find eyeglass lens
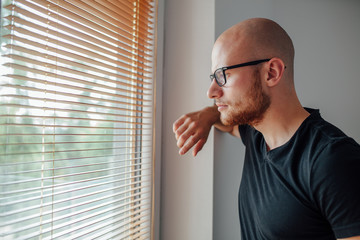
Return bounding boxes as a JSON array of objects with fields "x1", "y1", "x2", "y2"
[{"x1": 215, "y1": 69, "x2": 225, "y2": 86}]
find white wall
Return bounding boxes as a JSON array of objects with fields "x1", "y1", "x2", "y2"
[
  {"x1": 160, "y1": 0, "x2": 215, "y2": 239},
  {"x1": 213, "y1": 0, "x2": 360, "y2": 239}
]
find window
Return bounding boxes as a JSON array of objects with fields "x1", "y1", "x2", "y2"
[{"x1": 0, "y1": 0, "x2": 156, "y2": 239}]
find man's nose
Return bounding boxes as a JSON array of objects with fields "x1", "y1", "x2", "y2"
[{"x1": 207, "y1": 80, "x2": 223, "y2": 99}]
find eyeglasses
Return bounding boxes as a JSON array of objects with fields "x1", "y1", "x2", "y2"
[{"x1": 209, "y1": 59, "x2": 271, "y2": 87}]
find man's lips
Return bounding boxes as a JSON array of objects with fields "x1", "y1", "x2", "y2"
[{"x1": 216, "y1": 103, "x2": 228, "y2": 111}]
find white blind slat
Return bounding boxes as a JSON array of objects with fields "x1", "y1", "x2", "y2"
[
  {"x1": 5, "y1": 44, "x2": 152, "y2": 88},
  {"x1": 3, "y1": 170, "x2": 152, "y2": 196},
  {"x1": 4, "y1": 53, "x2": 151, "y2": 92},
  {"x1": 1, "y1": 82, "x2": 152, "y2": 106},
  {"x1": 4, "y1": 157, "x2": 152, "y2": 176},
  {"x1": 1, "y1": 95, "x2": 153, "y2": 113},
  {"x1": 66, "y1": 212, "x2": 151, "y2": 240},
  {"x1": 2, "y1": 184, "x2": 151, "y2": 227},
  {"x1": 3, "y1": 164, "x2": 152, "y2": 186},
  {"x1": 3, "y1": 179, "x2": 151, "y2": 215},
  {"x1": 6, "y1": 196, "x2": 151, "y2": 238}
]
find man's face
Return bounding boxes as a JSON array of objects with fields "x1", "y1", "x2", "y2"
[
  {"x1": 208, "y1": 35, "x2": 272, "y2": 126},
  {"x1": 217, "y1": 69, "x2": 271, "y2": 126},
  {"x1": 208, "y1": 49, "x2": 271, "y2": 126}
]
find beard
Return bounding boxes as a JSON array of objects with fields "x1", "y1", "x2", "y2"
[{"x1": 220, "y1": 70, "x2": 271, "y2": 126}]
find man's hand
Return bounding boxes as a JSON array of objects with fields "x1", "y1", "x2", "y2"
[{"x1": 173, "y1": 106, "x2": 220, "y2": 156}]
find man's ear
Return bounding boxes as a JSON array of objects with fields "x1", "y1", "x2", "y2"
[{"x1": 265, "y1": 58, "x2": 286, "y2": 87}]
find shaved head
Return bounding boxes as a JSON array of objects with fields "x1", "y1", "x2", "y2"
[{"x1": 212, "y1": 18, "x2": 294, "y2": 76}]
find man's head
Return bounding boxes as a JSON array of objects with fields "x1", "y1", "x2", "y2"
[{"x1": 207, "y1": 18, "x2": 295, "y2": 126}]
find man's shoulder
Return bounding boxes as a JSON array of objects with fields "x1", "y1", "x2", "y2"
[
  {"x1": 300, "y1": 108, "x2": 355, "y2": 142},
  {"x1": 300, "y1": 111, "x2": 360, "y2": 168},
  {"x1": 303, "y1": 110, "x2": 359, "y2": 149}
]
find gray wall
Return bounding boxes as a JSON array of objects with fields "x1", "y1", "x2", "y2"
[{"x1": 213, "y1": 0, "x2": 360, "y2": 239}]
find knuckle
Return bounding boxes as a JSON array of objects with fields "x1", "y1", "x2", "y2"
[
  {"x1": 182, "y1": 114, "x2": 189, "y2": 120},
  {"x1": 177, "y1": 140, "x2": 184, "y2": 148},
  {"x1": 175, "y1": 129, "x2": 182, "y2": 136},
  {"x1": 189, "y1": 135, "x2": 199, "y2": 145},
  {"x1": 196, "y1": 128, "x2": 204, "y2": 135},
  {"x1": 190, "y1": 121, "x2": 199, "y2": 128},
  {"x1": 184, "y1": 114, "x2": 194, "y2": 122},
  {"x1": 177, "y1": 136, "x2": 185, "y2": 147},
  {"x1": 174, "y1": 130, "x2": 179, "y2": 138},
  {"x1": 195, "y1": 128, "x2": 206, "y2": 138}
]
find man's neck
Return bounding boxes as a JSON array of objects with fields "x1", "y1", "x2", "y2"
[{"x1": 253, "y1": 104, "x2": 310, "y2": 151}]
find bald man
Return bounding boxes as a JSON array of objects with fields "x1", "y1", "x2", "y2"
[{"x1": 173, "y1": 18, "x2": 360, "y2": 239}]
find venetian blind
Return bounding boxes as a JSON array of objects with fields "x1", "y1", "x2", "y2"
[{"x1": 0, "y1": 0, "x2": 155, "y2": 239}]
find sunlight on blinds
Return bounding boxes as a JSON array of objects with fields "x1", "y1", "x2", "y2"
[{"x1": 0, "y1": 0, "x2": 156, "y2": 239}]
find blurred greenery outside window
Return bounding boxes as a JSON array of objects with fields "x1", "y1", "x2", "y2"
[{"x1": 0, "y1": 0, "x2": 156, "y2": 239}]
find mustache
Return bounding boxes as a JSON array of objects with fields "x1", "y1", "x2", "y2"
[{"x1": 215, "y1": 102, "x2": 228, "y2": 105}]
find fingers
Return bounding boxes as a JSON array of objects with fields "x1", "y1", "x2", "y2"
[
  {"x1": 174, "y1": 120, "x2": 191, "y2": 142},
  {"x1": 179, "y1": 133, "x2": 203, "y2": 156},
  {"x1": 173, "y1": 115, "x2": 186, "y2": 134},
  {"x1": 172, "y1": 109, "x2": 213, "y2": 156},
  {"x1": 176, "y1": 120, "x2": 197, "y2": 148},
  {"x1": 172, "y1": 115, "x2": 195, "y2": 155}
]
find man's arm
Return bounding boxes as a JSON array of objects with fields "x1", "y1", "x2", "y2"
[{"x1": 173, "y1": 105, "x2": 240, "y2": 156}]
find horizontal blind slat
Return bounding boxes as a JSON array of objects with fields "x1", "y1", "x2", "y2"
[
  {"x1": 51, "y1": 0, "x2": 154, "y2": 41},
  {"x1": 2, "y1": 60, "x2": 150, "y2": 97},
  {"x1": 5, "y1": 45, "x2": 152, "y2": 88},
  {"x1": 0, "y1": 95, "x2": 152, "y2": 113},
  {"x1": 67, "y1": 0, "x2": 153, "y2": 37},
  {"x1": 2, "y1": 183, "x2": 150, "y2": 223},
  {"x1": 0, "y1": 114, "x2": 151, "y2": 126},
  {"x1": 62, "y1": 211, "x2": 151, "y2": 240},
  {"x1": 42, "y1": 207, "x2": 151, "y2": 240},
  {"x1": 8, "y1": 0, "x2": 153, "y2": 46},
  {"x1": 3, "y1": 34, "x2": 152, "y2": 83},
  {"x1": 4, "y1": 195, "x2": 151, "y2": 238},
  {"x1": 39, "y1": 0, "x2": 154, "y2": 46},
  {"x1": 1, "y1": 122, "x2": 151, "y2": 129},
  {"x1": 4, "y1": 6, "x2": 152, "y2": 62},
  {"x1": 2, "y1": 29, "x2": 152, "y2": 80},
  {"x1": 4, "y1": 157, "x2": 152, "y2": 176},
  {"x1": 2, "y1": 165, "x2": 152, "y2": 186},
  {"x1": 2, "y1": 170, "x2": 151, "y2": 196},
  {"x1": 1, "y1": 148, "x2": 152, "y2": 168},
  {"x1": 2, "y1": 81, "x2": 151, "y2": 104},
  {"x1": 93, "y1": 0, "x2": 154, "y2": 29},
  {"x1": 2, "y1": 177, "x2": 151, "y2": 214},
  {"x1": 108, "y1": 0, "x2": 154, "y2": 19},
  {"x1": 0, "y1": 104, "x2": 151, "y2": 119}
]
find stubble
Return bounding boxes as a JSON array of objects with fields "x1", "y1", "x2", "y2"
[{"x1": 220, "y1": 70, "x2": 271, "y2": 126}]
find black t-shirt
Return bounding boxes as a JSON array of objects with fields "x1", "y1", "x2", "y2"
[{"x1": 238, "y1": 108, "x2": 360, "y2": 239}]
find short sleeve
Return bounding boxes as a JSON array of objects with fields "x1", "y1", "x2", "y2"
[{"x1": 310, "y1": 138, "x2": 360, "y2": 238}]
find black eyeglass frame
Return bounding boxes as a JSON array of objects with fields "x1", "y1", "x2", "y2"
[{"x1": 210, "y1": 58, "x2": 271, "y2": 87}]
